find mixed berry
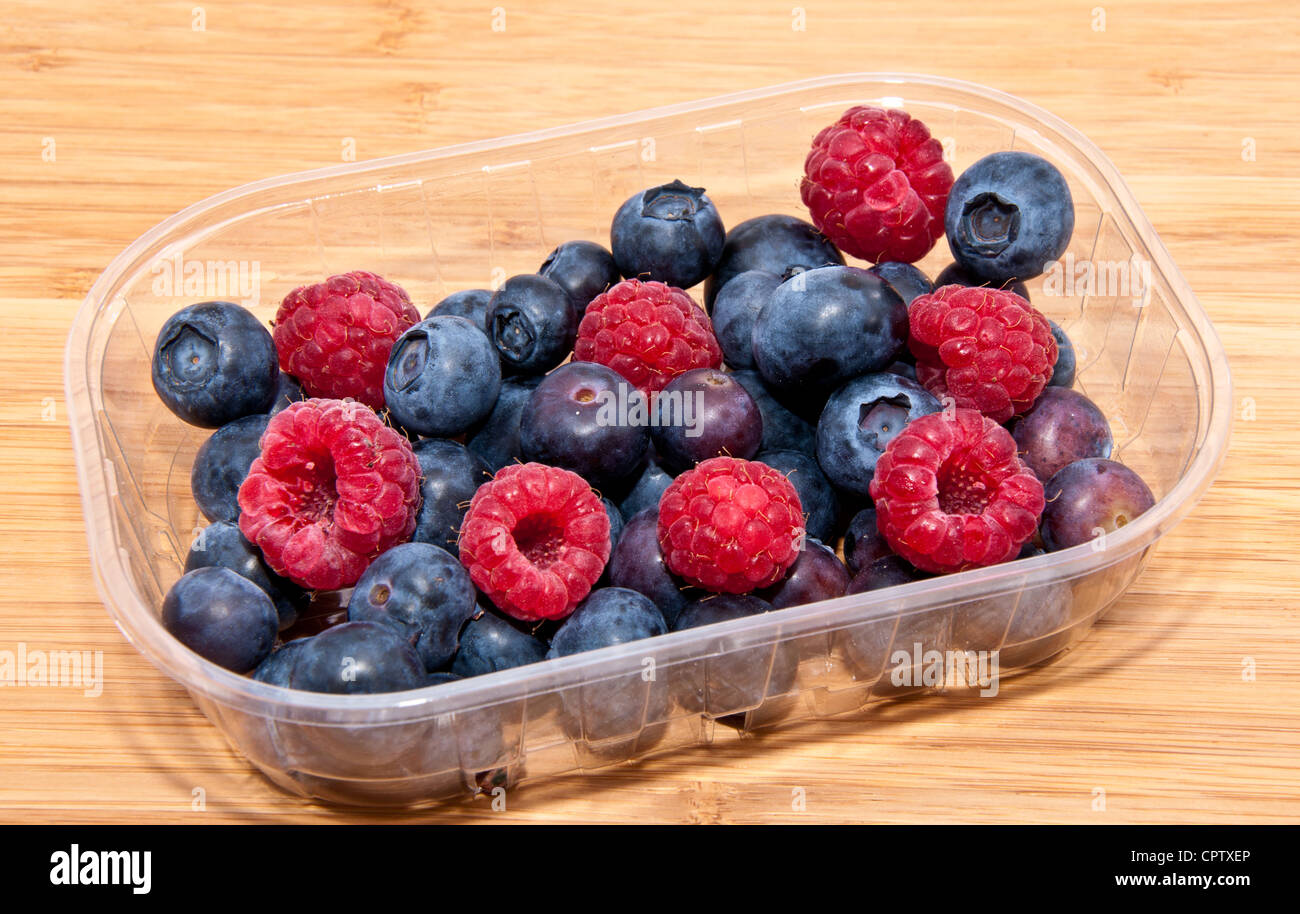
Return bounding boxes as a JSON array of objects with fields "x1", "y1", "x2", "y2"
[{"x1": 152, "y1": 104, "x2": 1156, "y2": 713}]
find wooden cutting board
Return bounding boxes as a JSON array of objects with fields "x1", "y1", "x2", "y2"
[{"x1": 1, "y1": 0, "x2": 1297, "y2": 823}]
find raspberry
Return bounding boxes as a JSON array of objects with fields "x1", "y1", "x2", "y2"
[
  {"x1": 458, "y1": 463, "x2": 611, "y2": 622},
  {"x1": 800, "y1": 106, "x2": 954, "y2": 264},
  {"x1": 237, "y1": 398, "x2": 421, "y2": 590},
  {"x1": 657, "y1": 456, "x2": 804, "y2": 594},
  {"x1": 573, "y1": 279, "x2": 722, "y2": 395},
  {"x1": 909, "y1": 284, "x2": 1058, "y2": 423},
  {"x1": 869, "y1": 409, "x2": 1044, "y2": 574},
  {"x1": 273, "y1": 271, "x2": 420, "y2": 410}
]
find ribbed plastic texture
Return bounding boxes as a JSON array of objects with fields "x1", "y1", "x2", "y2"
[{"x1": 65, "y1": 74, "x2": 1230, "y2": 806}]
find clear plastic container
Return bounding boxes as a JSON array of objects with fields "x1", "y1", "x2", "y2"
[{"x1": 65, "y1": 73, "x2": 1231, "y2": 806}]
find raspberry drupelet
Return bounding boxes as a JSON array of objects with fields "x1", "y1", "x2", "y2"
[
  {"x1": 573, "y1": 279, "x2": 722, "y2": 395},
  {"x1": 908, "y1": 284, "x2": 1058, "y2": 424},
  {"x1": 237, "y1": 398, "x2": 421, "y2": 591},
  {"x1": 869, "y1": 409, "x2": 1044, "y2": 574},
  {"x1": 457, "y1": 463, "x2": 611, "y2": 622},
  {"x1": 657, "y1": 456, "x2": 805, "y2": 594},
  {"x1": 273, "y1": 271, "x2": 420, "y2": 410}
]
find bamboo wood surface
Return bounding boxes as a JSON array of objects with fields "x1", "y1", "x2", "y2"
[{"x1": 1, "y1": 0, "x2": 1298, "y2": 823}]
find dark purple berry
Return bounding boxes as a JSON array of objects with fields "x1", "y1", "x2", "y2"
[
  {"x1": 519, "y1": 361, "x2": 650, "y2": 488},
  {"x1": 1040, "y1": 458, "x2": 1155, "y2": 552},
  {"x1": 760, "y1": 539, "x2": 849, "y2": 609},
  {"x1": 651, "y1": 367, "x2": 761, "y2": 473},
  {"x1": 1010, "y1": 387, "x2": 1113, "y2": 482}
]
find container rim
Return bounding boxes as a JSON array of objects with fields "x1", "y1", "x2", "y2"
[{"x1": 64, "y1": 72, "x2": 1232, "y2": 722}]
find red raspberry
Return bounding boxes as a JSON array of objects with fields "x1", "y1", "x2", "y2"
[
  {"x1": 273, "y1": 271, "x2": 420, "y2": 410},
  {"x1": 869, "y1": 409, "x2": 1044, "y2": 574},
  {"x1": 800, "y1": 106, "x2": 953, "y2": 264},
  {"x1": 657, "y1": 456, "x2": 804, "y2": 594},
  {"x1": 458, "y1": 463, "x2": 610, "y2": 622},
  {"x1": 238, "y1": 398, "x2": 421, "y2": 590},
  {"x1": 909, "y1": 284, "x2": 1058, "y2": 423},
  {"x1": 574, "y1": 279, "x2": 722, "y2": 395}
]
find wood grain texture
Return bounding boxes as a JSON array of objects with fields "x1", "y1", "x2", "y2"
[{"x1": 1, "y1": 0, "x2": 1298, "y2": 823}]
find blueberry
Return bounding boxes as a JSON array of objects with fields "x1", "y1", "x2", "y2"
[
  {"x1": 815, "y1": 372, "x2": 943, "y2": 499},
  {"x1": 519, "y1": 361, "x2": 649, "y2": 488},
  {"x1": 755, "y1": 448, "x2": 837, "y2": 543},
  {"x1": 607, "y1": 509, "x2": 698, "y2": 627},
  {"x1": 466, "y1": 375, "x2": 543, "y2": 472},
  {"x1": 884, "y1": 360, "x2": 918, "y2": 381},
  {"x1": 848, "y1": 556, "x2": 920, "y2": 593},
  {"x1": 704, "y1": 214, "x2": 843, "y2": 309},
  {"x1": 951, "y1": 582, "x2": 1073, "y2": 657},
  {"x1": 760, "y1": 538, "x2": 849, "y2": 609},
  {"x1": 452, "y1": 610, "x2": 549, "y2": 677},
  {"x1": 410, "y1": 438, "x2": 491, "y2": 555},
  {"x1": 1010, "y1": 387, "x2": 1113, "y2": 482},
  {"x1": 944, "y1": 151, "x2": 1075, "y2": 285},
  {"x1": 729, "y1": 370, "x2": 816, "y2": 458},
  {"x1": 151, "y1": 301, "x2": 278, "y2": 428},
  {"x1": 429, "y1": 288, "x2": 493, "y2": 332},
  {"x1": 617, "y1": 461, "x2": 675, "y2": 519},
  {"x1": 190, "y1": 413, "x2": 268, "y2": 523},
  {"x1": 1040, "y1": 458, "x2": 1155, "y2": 552},
  {"x1": 539, "y1": 240, "x2": 621, "y2": 315},
  {"x1": 752, "y1": 266, "x2": 909, "y2": 404},
  {"x1": 267, "y1": 372, "x2": 304, "y2": 416},
  {"x1": 838, "y1": 605, "x2": 948, "y2": 690},
  {"x1": 651, "y1": 368, "x2": 761, "y2": 473},
  {"x1": 602, "y1": 497, "x2": 626, "y2": 551},
  {"x1": 252, "y1": 638, "x2": 309, "y2": 687},
  {"x1": 289, "y1": 621, "x2": 426, "y2": 694},
  {"x1": 185, "y1": 519, "x2": 301, "y2": 630},
  {"x1": 548, "y1": 587, "x2": 670, "y2": 745},
  {"x1": 488, "y1": 274, "x2": 577, "y2": 374},
  {"x1": 711, "y1": 270, "x2": 781, "y2": 369},
  {"x1": 426, "y1": 672, "x2": 462, "y2": 686},
  {"x1": 672, "y1": 593, "x2": 795, "y2": 716},
  {"x1": 611, "y1": 179, "x2": 725, "y2": 290},
  {"x1": 842, "y1": 507, "x2": 892, "y2": 574},
  {"x1": 548, "y1": 587, "x2": 667, "y2": 657},
  {"x1": 867, "y1": 261, "x2": 933, "y2": 307},
  {"x1": 384, "y1": 315, "x2": 502, "y2": 437},
  {"x1": 161, "y1": 566, "x2": 278, "y2": 672},
  {"x1": 347, "y1": 543, "x2": 478, "y2": 671},
  {"x1": 1048, "y1": 319, "x2": 1076, "y2": 387},
  {"x1": 934, "y1": 262, "x2": 1031, "y2": 300}
]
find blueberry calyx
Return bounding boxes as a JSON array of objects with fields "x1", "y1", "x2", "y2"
[
  {"x1": 641, "y1": 179, "x2": 707, "y2": 221},
  {"x1": 858, "y1": 395, "x2": 912, "y2": 449},
  {"x1": 388, "y1": 332, "x2": 429, "y2": 391},
  {"x1": 959, "y1": 192, "x2": 1020, "y2": 256},
  {"x1": 158, "y1": 323, "x2": 219, "y2": 390},
  {"x1": 492, "y1": 305, "x2": 537, "y2": 361}
]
